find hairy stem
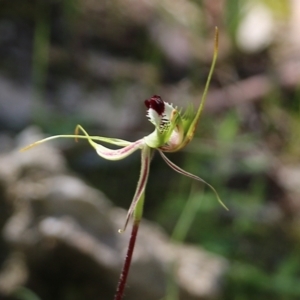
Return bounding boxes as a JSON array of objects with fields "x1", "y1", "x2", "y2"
[
  {"x1": 114, "y1": 193, "x2": 145, "y2": 300},
  {"x1": 114, "y1": 222, "x2": 139, "y2": 300}
]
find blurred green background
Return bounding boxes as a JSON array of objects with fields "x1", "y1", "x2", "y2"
[{"x1": 1, "y1": 0, "x2": 300, "y2": 299}]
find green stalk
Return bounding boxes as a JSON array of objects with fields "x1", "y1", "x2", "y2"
[
  {"x1": 171, "y1": 185, "x2": 203, "y2": 243},
  {"x1": 32, "y1": 0, "x2": 50, "y2": 112},
  {"x1": 164, "y1": 185, "x2": 203, "y2": 300}
]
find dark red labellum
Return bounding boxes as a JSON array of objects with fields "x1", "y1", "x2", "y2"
[{"x1": 144, "y1": 95, "x2": 165, "y2": 116}]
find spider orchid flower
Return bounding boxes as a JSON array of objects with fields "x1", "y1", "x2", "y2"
[
  {"x1": 21, "y1": 28, "x2": 227, "y2": 300},
  {"x1": 21, "y1": 28, "x2": 227, "y2": 234}
]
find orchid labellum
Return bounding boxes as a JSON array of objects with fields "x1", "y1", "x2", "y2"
[{"x1": 21, "y1": 28, "x2": 227, "y2": 300}]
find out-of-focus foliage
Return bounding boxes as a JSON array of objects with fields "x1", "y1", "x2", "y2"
[{"x1": 1, "y1": 0, "x2": 300, "y2": 299}]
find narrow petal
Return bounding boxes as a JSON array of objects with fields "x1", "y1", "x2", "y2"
[
  {"x1": 20, "y1": 125, "x2": 132, "y2": 152},
  {"x1": 119, "y1": 145, "x2": 152, "y2": 232},
  {"x1": 74, "y1": 125, "x2": 144, "y2": 161},
  {"x1": 158, "y1": 150, "x2": 228, "y2": 210},
  {"x1": 74, "y1": 125, "x2": 132, "y2": 146},
  {"x1": 91, "y1": 139, "x2": 144, "y2": 161}
]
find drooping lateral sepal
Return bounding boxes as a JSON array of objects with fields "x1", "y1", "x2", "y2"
[
  {"x1": 20, "y1": 125, "x2": 134, "y2": 152},
  {"x1": 119, "y1": 145, "x2": 152, "y2": 233},
  {"x1": 75, "y1": 125, "x2": 144, "y2": 161},
  {"x1": 158, "y1": 150, "x2": 228, "y2": 210}
]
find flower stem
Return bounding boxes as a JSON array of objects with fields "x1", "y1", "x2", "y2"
[{"x1": 114, "y1": 192, "x2": 145, "y2": 300}]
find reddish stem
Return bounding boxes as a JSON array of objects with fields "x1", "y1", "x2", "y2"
[{"x1": 114, "y1": 220, "x2": 140, "y2": 300}]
